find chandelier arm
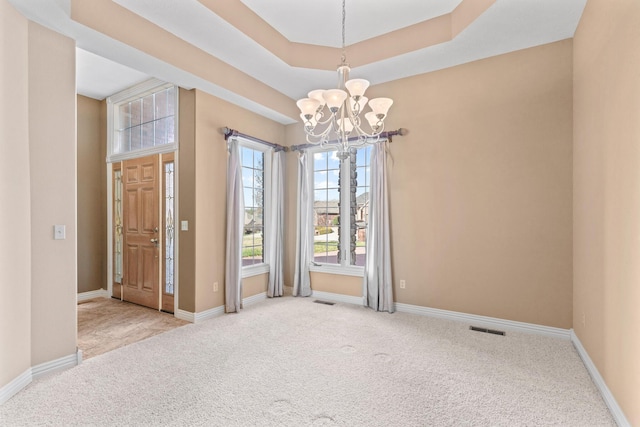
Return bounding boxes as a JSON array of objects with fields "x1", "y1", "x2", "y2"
[
  {"x1": 315, "y1": 114, "x2": 333, "y2": 126},
  {"x1": 303, "y1": 116, "x2": 335, "y2": 145}
]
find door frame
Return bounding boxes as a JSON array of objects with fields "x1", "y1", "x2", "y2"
[{"x1": 107, "y1": 150, "x2": 180, "y2": 314}]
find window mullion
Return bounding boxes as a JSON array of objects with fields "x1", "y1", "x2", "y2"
[{"x1": 340, "y1": 155, "x2": 350, "y2": 266}]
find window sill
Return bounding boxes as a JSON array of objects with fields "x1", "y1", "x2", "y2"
[
  {"x1": 309, "y1": 264, "x2": 364, "y2": 278},
  {"x1": 242, "y1": 263, "x2": 270, "y2": 278}
]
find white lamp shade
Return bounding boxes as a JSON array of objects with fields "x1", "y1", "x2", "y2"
[
  {"x1": 337, "y1": 118, "x2": 354, "y2": 133},
  {"x1": 296, "y1": 98, "x2": 321, "y2": 116},
  {"x1": 345, "y1": 78, "x2": 369, "y2": 97},
  {"x1": 365, "y1": 112, "x2": 379, "y2": 128},
  {"x1": 368, "y1": 97, "x2": 393, "y2": 117},
  {"x1": 307, "y1": 89, "x2": 326, "y2": 108},
  {"x1": 323, "y1": 89, "x2": 348, "y2": 111},
  {"x1": 350, "y1": 96, "x2": 368, "y2": 113}
]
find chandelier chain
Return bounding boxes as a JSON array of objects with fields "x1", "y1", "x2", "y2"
[
  {"x1": 295, "y1": 0, "x2": 393, "y2": 155},
  {"x1": 341, "y1": 0, "x2": 346, "y2": 64}
]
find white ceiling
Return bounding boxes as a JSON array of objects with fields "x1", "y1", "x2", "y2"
[
  {"x1": 76, "y1": 48, "x2": 149, "y2": 101},
  {"x1": 9, "y1": 0, "x2": 587, "y2": 124},
  {"x1": 240, "y1": 0, "x2": 464, "y2": 47}
]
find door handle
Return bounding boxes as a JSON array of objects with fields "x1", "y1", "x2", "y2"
[{"x1": 150, "y1": 238, "x2": 159, "y2": 244}]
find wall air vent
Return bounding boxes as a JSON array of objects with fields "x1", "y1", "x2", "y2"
[
  {"x1": 313, "y1": 300, "x2": 335, "y2": 306},
  {"x1": 469, "y1": 326, "x2": 506, "y2": 336}
]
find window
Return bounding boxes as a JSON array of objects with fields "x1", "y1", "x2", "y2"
[
  {"x1": 312, "y1": 145, "x2": 372, "y2": 274},
  {"x1": 107, "y1": 79, "x2": 178, "y2": 162},
  {"x1": 313, "y1": 150, "x2": 341, "y2": 264},
  {"x1": 163, "y1": 156, "x2": 175, "y2": 295},
  {"x1": 239, "y1": 140, "x2": 271, "y2": 274}
]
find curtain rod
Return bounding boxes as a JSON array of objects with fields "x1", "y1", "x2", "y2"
[
  {"x1": 222, "y1": 127, "x2": 288, "y2": 152},
  {"x1": 290, "y1": 128, "x2": 408, "y2": 152}
]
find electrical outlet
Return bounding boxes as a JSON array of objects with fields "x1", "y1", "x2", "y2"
[
  {"x1": 400, "y1": 280, "x2": 406, "y2": 289},
  {"x1": 213, "y1": 282, "x2": 219, "y2": 292}
]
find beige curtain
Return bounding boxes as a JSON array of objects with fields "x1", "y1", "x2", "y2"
[
  {"x1": 225, "y1": 138, "x2": 244, "y2": 312},
  {"x1": 267, "y1": 150, "x2": 284, "y2": 297},
  {"x1": 363, "y1": 140, "x2": 394, "y2": 312},
  {"x1": 293, "y1": 151, "x2": 312, "y2": 297}
]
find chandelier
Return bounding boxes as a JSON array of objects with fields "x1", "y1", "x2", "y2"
[{"x1": 296, "y1": 0, "x2": 393, "y2": 159}]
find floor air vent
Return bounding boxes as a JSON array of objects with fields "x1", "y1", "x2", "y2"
[
  {"x1": 470, "y1": 326, "x2": 506, "y2": 336},
  {"x1": 313, "y1": 300, "x2": 335, "y2": 306}
]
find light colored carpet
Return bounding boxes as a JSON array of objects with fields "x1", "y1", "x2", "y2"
[{"x1": 1, "y1": 297, "x2": 614, "y2": 426}]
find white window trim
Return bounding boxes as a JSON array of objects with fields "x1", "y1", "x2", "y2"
[
  {"x1": 242, "y1": 263, "x2": 270, "y2": 278},
  {"x1": 237, "y1": 138, "x2": 272, "y2": 278},
  {"x1": 106, "y1": 78, "x2": 179, "y2": 163},
  {"x1": 309, "y1": 263, "x2": 364, "y2": 277},
  {"x1": 307, "y1": 145, "x2": 366, "y2": 277}
]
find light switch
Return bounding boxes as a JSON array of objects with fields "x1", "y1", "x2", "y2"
[
  {"x1": 181, "y1": 220, "x2": 189, "y2": 231},
  {"x1": 54, "y1": 225, "x2": 66, "y2": 240}
]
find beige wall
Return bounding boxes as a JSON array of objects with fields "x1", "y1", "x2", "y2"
[
  {"x1": 178, "y1": 88, "x2": 197, "y2": 312},
  {"x1": 573, "y1": 0, "x2": 640, "y2": 424},
  {"x1": 28, "y1": 22, "x2": 78, "y2": 365},
  {"x1": 243, "y1": 274, "x2": 269, "y2": 300},
  {"x1": 178, "y1": 89, "x2": 285, "y2": 313},
  {"x1": 310, "y1": 273, "x2": 362, "y2": 297},
  {"x1": 0, "y1": 0, "x2": 31, "y2": 388},
  {"x1": 77, "y1": 95, "x2": 107, "y2": 293},
  {"x1": 1, "y1": 5, "x2": 78, "y2": 389},
  {"x1": 286, "y1": 40, "x2": 574, "y2": 329}
]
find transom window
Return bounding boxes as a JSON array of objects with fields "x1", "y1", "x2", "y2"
[
  {"x1": 311, "y1": 145, "x2": 372, "y2": 273},
  {"x1": 107, "y1": 79, "x2": 178, "y2": 162}
]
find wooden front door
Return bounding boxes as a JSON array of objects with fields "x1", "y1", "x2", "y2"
[{"x1": 122, "y1": 155, "x2": 160, "y2": 309}]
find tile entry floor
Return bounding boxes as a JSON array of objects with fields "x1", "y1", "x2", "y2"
[{"x1": 77, "y1": 297, "x2": 189, "y2": 359}]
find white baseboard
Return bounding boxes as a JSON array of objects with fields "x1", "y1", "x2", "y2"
[
  {"x1": 1, "y1": 349, "x2": 81, "y2": 406},
  {"x1": 308, "y1": 291, "x2": 570, "y2": 340},
  {"x1": 243, "y1": 291, "x2": 267, "y2": 307},
  {"x1": 571, "y1": 331, "x2": 630, "y2": 427},
  {"x1": 175, "y1": 305, "x2": 225, "y2": 323},
  {"x1": 308, "y1": 291, "x2": 569, "y2": 340},
  {"x1": 32, "y1": 351, "x2": 80, "y2": 379},
  {"x1": 174, "y1": 308, "x2": 195, "y2": 322},
  {"x1": 195, "y1": 305, "x2": 225, "y2": 323},
  {"x1": 175, "y1": 292, "x2": 267, "y2": 323},
  {"x1": 395, "y1": 302, "x2": 571, "y2": 340},
  {"x1": 0, "y1": 369, "x2": 32, "y2": 405},
  {"x1": 77, "y1": 289, "x2": 109, "y2": 302},
  {"x1": 311, "y1": 290, "x2": 363, "y2": 306}
]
